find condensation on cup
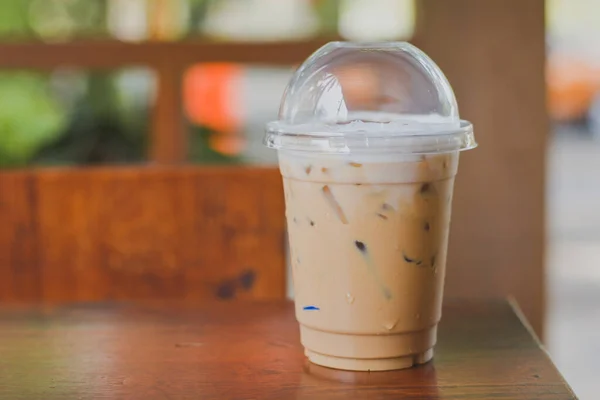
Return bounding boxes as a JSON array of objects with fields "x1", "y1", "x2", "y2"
[{"x1": 264, "y1": 42, "x2": 477, "y2": 371}]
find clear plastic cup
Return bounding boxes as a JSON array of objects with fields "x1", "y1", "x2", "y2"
[{"x1": 264, "y1": 42, "x2": 476, "y2": 371}]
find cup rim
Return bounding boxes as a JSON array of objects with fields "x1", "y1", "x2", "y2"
[{"x1": 264, "y1": 120, "x2": 476, "y2": 154}]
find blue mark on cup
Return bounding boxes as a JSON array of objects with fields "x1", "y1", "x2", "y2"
[{"x1": 303, "y1": 306, "x2": 320, "y2": 311}]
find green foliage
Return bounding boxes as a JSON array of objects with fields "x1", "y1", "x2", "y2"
[
  {"x1": 0, "y1": 0, "x2": 33, "y2": 38},
  {"x1": 28, "y1": 0, "x2": 106, "y2": 40},
  {"x1": 313, "y1": 0, "x2": 340, "y2": 35},
  {"x1": 0, "y1": 0, "x2": 106, "y2": 40},
  {"x1": 33, "y1": 74, "x2": 147, "y2": 166},
  {"x1": 0, "y1": 73, "x2": 67, "y2": 167}
]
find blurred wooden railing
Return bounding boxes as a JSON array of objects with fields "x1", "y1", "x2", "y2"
[{"x1": 0, "y1": 38, "x2": 335, "y2": 164}]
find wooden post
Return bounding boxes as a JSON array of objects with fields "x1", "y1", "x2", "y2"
[
  {"x1": 415, "y1": 0, "x2": 548, "y2": 337},
  {"x1": 150, "y1": 64, "x2": 187, "y2": 164}
]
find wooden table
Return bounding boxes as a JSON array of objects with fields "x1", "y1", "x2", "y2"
[{"x1": 0, "y1": 300, "x2": 575, "y2": 399}]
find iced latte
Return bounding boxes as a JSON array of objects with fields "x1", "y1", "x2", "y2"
[
  {"x1": 281, "y1": 151, "x2": 456, "y2": 370},
  {"x1": 264, "y1": 41, "x2": 476, "y2": 371}
]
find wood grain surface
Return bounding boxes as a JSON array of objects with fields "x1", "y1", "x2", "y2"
[
  {"x1": 0, "y1": 166, "x2": 286, "y2": 303},
  {"x1": 0, "y1": 300, "x2": 576, "y2": 399},
  {"x1": 0, "y1": 171, "x2": 39, "y2": 302}
]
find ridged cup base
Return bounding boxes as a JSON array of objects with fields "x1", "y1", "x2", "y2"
[{"x1": 300, "y1": 324, "x2": 437, "y2": 371}]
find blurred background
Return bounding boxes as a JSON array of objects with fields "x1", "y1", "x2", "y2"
[{"x1": 0, "y1": 0, "x2": 597, "y2": 397}]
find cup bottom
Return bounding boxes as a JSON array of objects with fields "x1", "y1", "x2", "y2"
[
  {"x1": 300, "y1": 324, "x2": 437, "y2": 371},
  {"x1": 305, "y1": 348, "x2": 433, "y2": 371}
]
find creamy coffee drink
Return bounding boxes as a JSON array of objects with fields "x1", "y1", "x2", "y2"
[{"x1": 280, "y1": 151, "x2": 457, "y2": 371}]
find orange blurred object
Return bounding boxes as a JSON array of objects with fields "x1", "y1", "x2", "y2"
[
  {"x1": 184, "y1": 63, "x2": 243, "y2": 134},
  {"x1": 547, "y1": 56, "x2": 600, "y2": 122},
  {"x1": 184, "y1": 63, "x2": 246, "y2": 156},
  {"x1": 209, "y1": 133, "x2": 246, "y2": 157}
]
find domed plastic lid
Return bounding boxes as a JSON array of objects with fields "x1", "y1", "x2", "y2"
[{"x1": 265, "y1": 42, "x2": 476, "y2": 154}]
